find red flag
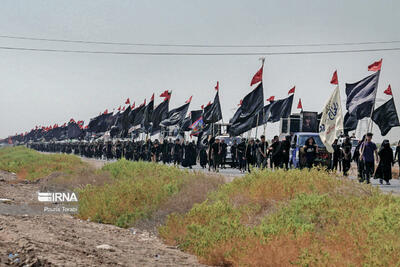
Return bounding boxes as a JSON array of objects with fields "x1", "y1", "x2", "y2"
[
  {"x1": 125, "y1": 98, "x2": 130, "y2": 105},
  {"x1": 384, "y1": 85, "x2": 393, "y2": 96},
  {"x1": 139, "y1": 99, "x2": 146, "y2": 107},
  {"x1": 186, "y1": 96, "x2": 192, "y2": 103},
  {"x1": 330, "y1": 70, "x2": 338, "y2": 85},
  {"x1": 215, "y1": 81, "x2": 219, "y2": 91},
  {"x1": 84, "y1": 125, "x2": 88, "y2": 129},
  {"x1": 150, "y1": 93, "x2": 154, "y2": 101},
  {"x1": 131, "y1": 102, "x2": 135, "y2": 109},
  {"x1": 238, "y1": 99, "x2": 243, "y2": 106},
  {"x1": 201, "y1": 105, "x2": 204, "y2": 109},
  {"x1": 117, "y1": 106, "x2": 121, "y2": 111},
  {"x1": 288, "y1": 86, "x2": 295, "y2": 95},
  {"x1": 103, "y1": 109, "x2": 108, "y2": 114},
  {"x1": 297, "y1": 99, "x2": 303, "y2": 109},
  {"x1": 160, "y1": 90, "x2": 169, "y2": 97},
  {"x1": 368, "y1": 59, "x2": 382, "y2": 71},
  {"x1": 266, "y1": 96, "x2": 275, "y2": 102},
  {"x1": 206, "y1": 101, "x2": 211, "y2": 107},
  {"x1": 70, "y1": 118, "x2": 75, "y2": 124},
  {"x1": 122, "y1": 106, "x2": 126, "y2": 111},
  {"x1": 250, "y1": 65, "x2": 263, "y2": 86}
]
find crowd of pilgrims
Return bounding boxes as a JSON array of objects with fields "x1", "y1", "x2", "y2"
[
  {"x1": 27, "y1": 132, "x2": 400, "y2": 184},
  {"x1": 27, "y1": 135, "x2": 292, "y2": 172}
]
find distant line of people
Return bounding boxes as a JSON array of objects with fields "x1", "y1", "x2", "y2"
[{"x1": 26, "y1": 132, "x2": 400, "y2": 184}]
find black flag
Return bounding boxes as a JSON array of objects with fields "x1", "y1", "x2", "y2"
[
  {"x1": 344, "y1": 72, "x2": 379, "y2": 130},
  {"x1": 265, "y1": 94, "x2": 294, "y2": 123},
  {"x1": 160, "y1": 102, "x2": 190, "y2": 127},
  {"x1": 372, "y1": 98, "x2": 400, "y2": 136},
  {"x1": 151, "y1": 99, "x2": 170, "y2": 135},
  {"x1": 67, "y1": 122, "x2": 82, "y2": 139},
  {"x1": 132, "y1": 104, "x2": 146, "y2": 127},
  {"x1": 203, "y1": 91, "x2": 223, "y2": 124},
  {"x1": 228, "y1": 83, "x2": 264, "y2": 136},
  {"x1": 180, "y1": 116, "x2": 192, "y2": 131},
  {"x1": 191, "y1": 110, "x2": 203, "y2": 124},
  {"x1": 142, "y1": 97, "x2": 154, "y2": 131}
]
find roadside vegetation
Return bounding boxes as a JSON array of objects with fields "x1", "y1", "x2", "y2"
[
  {"x1": 2, "y1": 146, "x2": 400, "y2": 266},
  {"x1": 159, "y1": 169, "x2": 400, "y2": 266},
  {"x1": 77, "y1": 160, "x2": 224, "y2": 228},
  {"x1": 0, "y1": 146, "x2": 84, "y2": 180}
]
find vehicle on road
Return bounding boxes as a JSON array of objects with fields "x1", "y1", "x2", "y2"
[{"x1": 290, "y1": 132, "x2": 330, "y2": 168}]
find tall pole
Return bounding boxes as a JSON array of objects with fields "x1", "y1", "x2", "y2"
[{"x1": 368, "y1": 69, "x2": 382, "y2": 133}]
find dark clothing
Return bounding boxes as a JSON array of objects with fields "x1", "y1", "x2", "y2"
[
  {"x1": 304, "y1": 144, "x2": 317, "y2": 168},
  {"x1": 361, "y1": 141, "x2": 377, "y2": 163},
  {"x1": 341, "y1": 142, "x2": 352, "y2": 176},
  {"x1": 375, "y1": 147, "x2": 394, "y2": 182},
  {"x1": 258, "y1": 141, "x2": 269, "y2": 169},
  {"x1": 211, "y1": 142, "x2": 222, "y2": 170},
  {"x1": 270, "y1": 141, "x2": 282, "y2": 168},
  {"x1": 173, "y1": 143, "x2": 183, "y2": 165}
]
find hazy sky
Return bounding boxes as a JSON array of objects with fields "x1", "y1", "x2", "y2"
[{"x1": 1, "y1": 0, "x2": 399, "y2": 142}]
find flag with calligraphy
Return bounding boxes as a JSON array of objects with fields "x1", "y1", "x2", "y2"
[{"x1": 319, "y1": 86, "x2": 344, "y2": 153}]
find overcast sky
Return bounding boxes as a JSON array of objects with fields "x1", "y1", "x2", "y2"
[{"x1": 0, "y1": 0, "x2": 399, "y2": 142}]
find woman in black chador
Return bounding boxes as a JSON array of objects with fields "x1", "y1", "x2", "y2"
[{"x1": 375, "y1": 140, "x2": 394, "y2": 185}]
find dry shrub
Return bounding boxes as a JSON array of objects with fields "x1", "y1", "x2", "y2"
[{"x1": 134, "y1": 173, "x2": 225, "y2": 233}]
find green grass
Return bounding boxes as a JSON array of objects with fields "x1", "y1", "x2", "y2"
[
  {"x1": 159, "y1": 169, "x2": 400, "y2": 266},
  {"x1": 77, "y1": 159, "x2": 215, "y2": 228},
  {"x1": 0, "y1": 146, "x2": 85, "y2": 180}
]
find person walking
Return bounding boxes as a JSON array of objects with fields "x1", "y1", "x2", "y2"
[
  {"x1": 341, "y1": 137, "x2": 352, "y2": 176},
  {"x1": 375, "y1": 139, "x2": 394, "y2": 185},
  {"x1": 258, "y1": 135, "x2": 268, "y2": 169},
  {"x1": 303, "y1": 137, "x2": 318, "y2": 169},
  {"x1": 359, "y1": 133, "x2": 378, "y2": 184}
]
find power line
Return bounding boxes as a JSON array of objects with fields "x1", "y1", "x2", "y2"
[
  {"x1": 0, "y1": 34, "x2": 400, "y2": 48},
  {"x1": 0, "y1": 45, "x2": 399, "y2": 55}
]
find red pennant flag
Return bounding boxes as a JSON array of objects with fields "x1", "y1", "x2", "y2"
[
  {"x1": 139, "y1": 99, "x2": 146, "y2": 107},
  {"x1": 266, "y1": 96, "x2": 275, "y2": 102},
  {"x1": 250, "y1": 65, "x2": 263, "y2": 86},
  {"x1": 330, "y1": 70, "x2": 338, "y2": 85},
  {"x1": 125, "y1": 98, "x2": 130, "y2": 105},
  {"x1": 384, "y1": 85, "x2": 393, "y2": 96},
  {"x1": 117, "y1": 106, "x2": 121, "y2": 111},
  {"x1": 238, "y1": 99, "x2": 243, "y2": 106},
  {"x1": 368, "y1": 59, "x2": 382, "y2": 71},
  {"x1": 131, "y1": 102, "x2": 135, "y2": 109},
  {"x1": 297, "y1": 99, "x2": 303, "y2": 110},
  {"x1": 103, "y1": 109, "x2": 108, "y2": 114},
  {"x1": 201, "y1": 105, "x2": 204, "y2": 109},
  {"x1": 215, "y1": 81, "x2": 219, "y2": 91},
  {"x1": 150, "y1": 93, "x2": 154, "y2": 101},
  {"x1": 122, "y1": 106, "x2": 126, "y2": 111},
  {"x1": 186, "y1": 96, "x2": 192, "y2": 104},
  {"x1": 160, "y1": 90, "x2": 169, "y2": 97},
  {"x1": 288, "y1": 86, "x2": 296, "y2": 95},
  {"x1": 207, "y1": 101, "x2": 211, "y2": 107}
]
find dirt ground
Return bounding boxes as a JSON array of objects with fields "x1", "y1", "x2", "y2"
[{"x1": 0, "y1": 170, "x2": 205, "y2": 267}]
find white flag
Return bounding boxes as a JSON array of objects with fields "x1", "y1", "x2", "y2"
[{"x1": 319, "y1": 86, "x2": 344, "y2": 153}]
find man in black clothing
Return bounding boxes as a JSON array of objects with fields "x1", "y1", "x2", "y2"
[
  {"x1": 173, "y1": 139, "x2": 183, "y2": 166},
  {"x1": 220, "y1": 139, "x2": 227, "y2": 169},
  {"x1": 231, "y1": 140, "x2": 238, "y2": 168},
  {"x1": 341, "y1": 137, "x2": 352, "y2": 176},
  {"x1": 211, "y1": 138, "x2": 222, "y2": 172},
  {"x1": 281, "y1": 135, "x2": 291, "y2": 170},
  {"x1": 258, "y1": 135, "x2": 268, "y2": 169},
  {"x1": 269, "y1": 136, "x2": 282, "y2": 169}
]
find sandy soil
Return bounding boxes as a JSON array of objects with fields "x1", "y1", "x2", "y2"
[{"x1": 0, "y1": 170, "x2": 204, "y2": 267}]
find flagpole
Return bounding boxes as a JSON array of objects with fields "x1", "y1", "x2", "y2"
[
  {"x1": 368, "y1": 69, "x2": 382, "y2": 133},
  {"x1": 254, "y1": 57, "x2": 265, "y2": 140}
]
